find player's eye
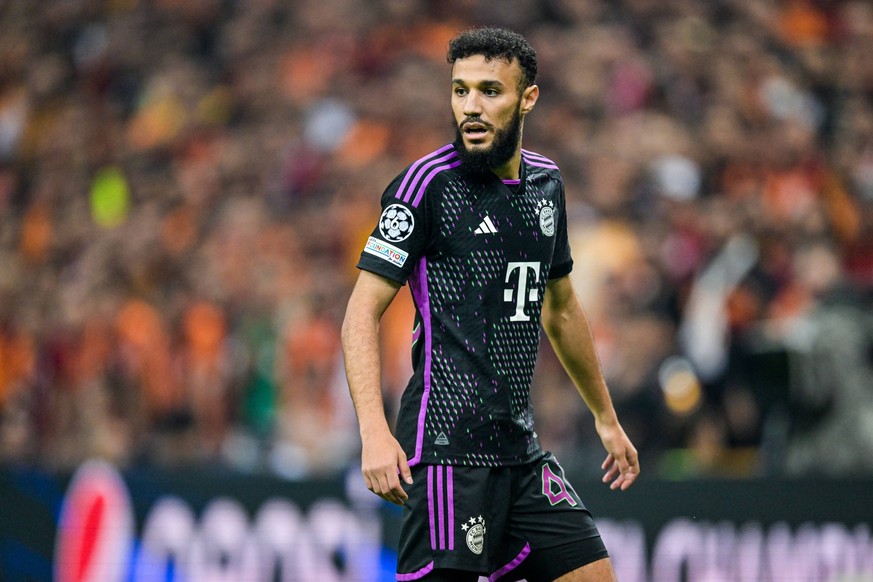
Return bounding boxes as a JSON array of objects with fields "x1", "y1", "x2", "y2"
[
  {"x1": 454, "y1": 87, "x2": 468, "y2": 97},
  {"x1": 484, "y1": 88, "x2": 500, "y2": 97}
]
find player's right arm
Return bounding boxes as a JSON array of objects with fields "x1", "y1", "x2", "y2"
[{"x1": 341, "y1": 269, "x2": 414, "y2": 505}]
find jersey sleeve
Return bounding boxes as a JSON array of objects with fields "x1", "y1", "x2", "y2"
[
  {"x1": 356, "y1": 175, "x2": 430, "y2": 284},
  {"x1": 548, "y1": 179, "x2": 573, "y2": 279}
]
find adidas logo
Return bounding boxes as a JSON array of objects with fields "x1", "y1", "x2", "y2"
[
  {"x1": 434, "y1": 432, "x2": 450, "y2": 446},
  {"x1": 474, "y1": 216, "x2": 498, "y2": 235}
]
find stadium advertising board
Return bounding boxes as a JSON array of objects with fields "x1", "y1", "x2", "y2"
[
  {"x1": 1, "y1": 461, "x2": 872, "y2": 581},
  {"x1": 583, "y1": 477, "x2": 873, "y2": 582},
  {"x1": 1, "y1": 460, "x2": 388, "y2": 582},
  {"x1": 600, "y1": 518, "x2": 873, "y2": 581}
]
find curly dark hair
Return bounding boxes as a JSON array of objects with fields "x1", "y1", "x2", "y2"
[{"x1": 447, "y1": 27, "x2": 537, "y2": 92}]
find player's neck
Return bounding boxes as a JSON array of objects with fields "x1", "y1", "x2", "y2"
[{"x1": 490, "y1": 146, "x2": 523, "y2": 181}]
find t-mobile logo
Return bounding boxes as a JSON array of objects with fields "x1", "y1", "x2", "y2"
[{"x1": 504, "y1": 261, "x2": 540, "y2": 321}]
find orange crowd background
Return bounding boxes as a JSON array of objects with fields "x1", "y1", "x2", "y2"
[{"x1": 1, "y1": 0, "x2": 872, "y2": 479}]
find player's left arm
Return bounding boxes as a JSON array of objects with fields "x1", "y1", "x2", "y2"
[{"x1": 542, "y1": 274, "x2": 640, "y2": 491}]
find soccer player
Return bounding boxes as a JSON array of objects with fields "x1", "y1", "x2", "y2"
[{"x1": 341, "y1": 27, "x2": 639, "y2": 582}]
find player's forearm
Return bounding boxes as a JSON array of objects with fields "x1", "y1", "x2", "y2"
[
  {"x1": 341, "y1": 311, "x2": 392, "y2": 437},
  {"x1": 543, "y1": 301, "x2": 617, "y2": 424}
]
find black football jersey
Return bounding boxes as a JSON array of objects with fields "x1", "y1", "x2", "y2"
[{"x1": 357, "y1": 143, "x2": 573, "y2": 467}]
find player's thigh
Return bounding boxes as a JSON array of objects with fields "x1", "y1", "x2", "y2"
[
  {"x1": 511, "y1": 536, "x2": 609, "y2": 582},
  {"x1": 554, "y1": 556, "x2": 617, "y2": 582}
]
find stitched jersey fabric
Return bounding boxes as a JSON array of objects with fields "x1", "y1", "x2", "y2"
[{"x1": 357, "y1": 143, "x2": 573, "y2": 467}]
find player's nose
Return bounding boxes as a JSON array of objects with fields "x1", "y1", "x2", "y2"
[{"x1": 463, "y1": 91, "x2": 484, "y2": 116}]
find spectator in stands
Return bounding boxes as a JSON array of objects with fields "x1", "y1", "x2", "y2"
[{"x1": 0, "y1": 0, "x2": 870, "y2": 478}]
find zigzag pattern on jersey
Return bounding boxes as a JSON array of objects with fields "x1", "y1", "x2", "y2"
[
  {"x1": 510, "y1": 179, "x2": 556, "y2": 244},
  {"x1": 440, "y1": 176, "x2": 476, "y2": 238},
  {"x1": 395, "y1": 144, "x2": 461, "y2": 208},
  {"x1": 425, "y1": 343, "x2": 478, "y2": 458},
  {"x1": 490, "y1": 317, "x2": 540, "y2": 424}
]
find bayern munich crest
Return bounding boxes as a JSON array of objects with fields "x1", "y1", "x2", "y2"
[
  {"x1": 462, "y1": 516, "x2": 486, "y2": 555},
  {"x1": 536, "y1": 198, "x2": 555, "y2": 237},
  {"x1": 379, "y1": 204, "x2": 415, "y2": 242}
]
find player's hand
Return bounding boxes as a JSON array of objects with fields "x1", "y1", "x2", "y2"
[
  {"x1": 360, "y1": 429, "x2": 414, "y2": 505},
  {"x1": 596, "y1": 419, "x2": 639, "y2": 491}
]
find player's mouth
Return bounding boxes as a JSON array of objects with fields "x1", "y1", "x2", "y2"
[{"x1": 462, "y1": 121, "x2": 491, "y2": 140}]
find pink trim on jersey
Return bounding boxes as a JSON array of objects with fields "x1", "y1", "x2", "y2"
[
  {"x1": 522, "y1": 148, "x2": 559, "y2": 170},
  {"x1": 411, "y1": 160, "x2": 462, "y2": 208},
  {"x1": 396, "y1": 561, "x2": 435, "y2": 581},
  {"x1": 395, "y1": 145, "x2": 458, "y2": 206},
  {"x1": 489, "y1": 543, "x2": 531, "y2": 581},
  {"x1": 437, "y1": 466, "x2": 445, "y2": 550},
  {"x1": 408, "y1": 257, "x2": 432, "y2": 467},
  {"x1": 428, "y1": 466, "x2": 455, "y2": 551},
  {"x1": 447, "y1": 465, "x2": 455, "y2": 550},
  {"x1": 427, "y1": 466, "x2": 436, "y2": 550}
]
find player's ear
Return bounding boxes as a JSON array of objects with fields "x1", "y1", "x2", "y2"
[{"x1": 520, "y1": 84, "x2": 539, "y2": 115}]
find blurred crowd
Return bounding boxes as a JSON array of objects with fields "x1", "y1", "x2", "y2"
[{"x1": 1, "y1": 0, "x2": 873, "y2": 479}]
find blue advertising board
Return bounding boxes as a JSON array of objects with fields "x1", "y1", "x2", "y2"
[{"x1": 1, "y1": 461, "x2": 872, "y2": 581}]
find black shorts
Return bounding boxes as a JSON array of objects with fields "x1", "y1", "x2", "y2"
[{"x1": 395, "y1": 452, "x2": 608, "y2": 581}]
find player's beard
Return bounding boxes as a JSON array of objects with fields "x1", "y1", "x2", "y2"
[{"x1": 453, "y1": 107, "x2": 523, "y2": 175}]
